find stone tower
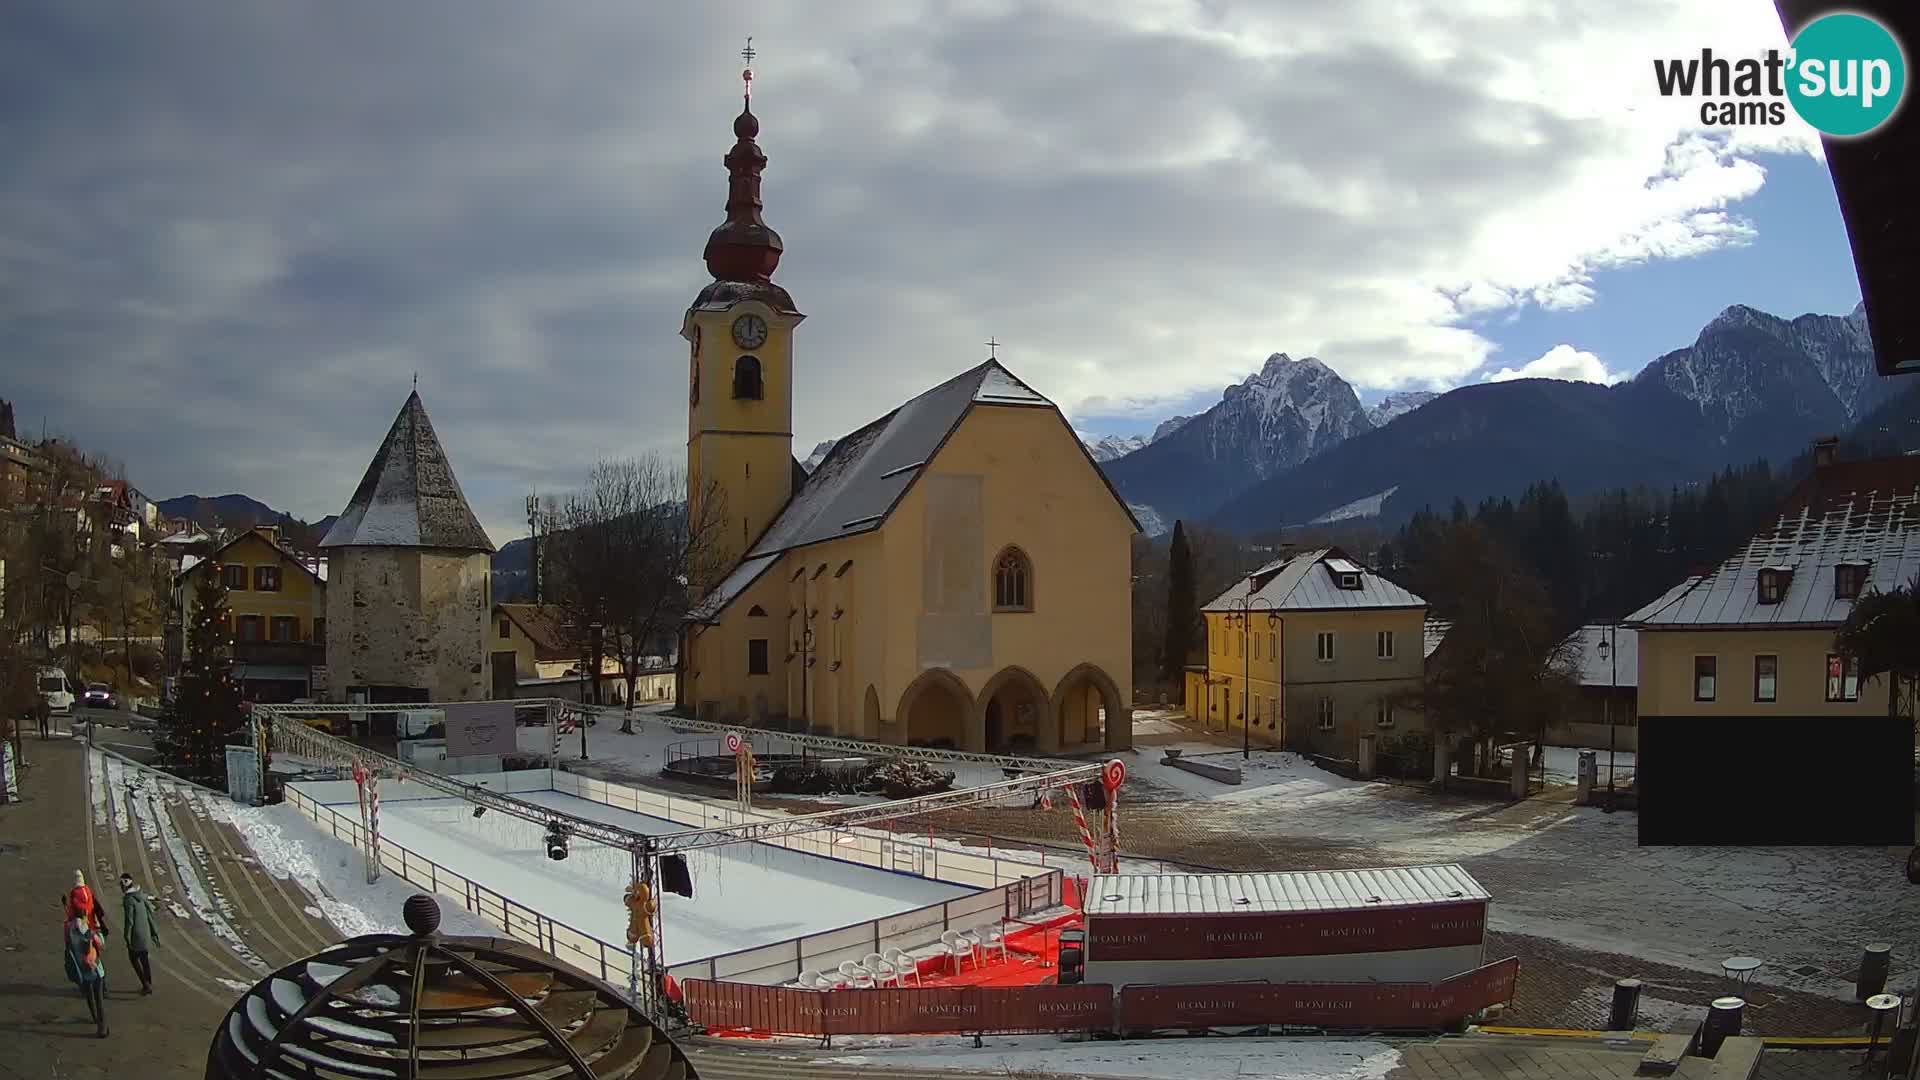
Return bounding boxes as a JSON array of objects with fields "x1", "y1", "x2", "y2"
[
  {"x1": 320, "y1": 391, "x2": 496, "y2": 704},
  {"x1": 681, "y1": 61, "x2": 805, "y2": 580}
]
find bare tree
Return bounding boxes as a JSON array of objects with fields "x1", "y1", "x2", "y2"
[{"x1": 543, "y1": 457, "x2": 729, "y2": 733}]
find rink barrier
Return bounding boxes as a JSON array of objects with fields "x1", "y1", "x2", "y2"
[
  {"x1": 681, "y1": 955, "x2": 1520, "y2": 1037},
  {"x1": 283, "y1": 781, "x2": 1065, "y2": 990}
]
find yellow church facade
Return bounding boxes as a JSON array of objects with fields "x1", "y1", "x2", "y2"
[{"x1": 676, "y1": 76, "x2": 1135, "y2": 755}]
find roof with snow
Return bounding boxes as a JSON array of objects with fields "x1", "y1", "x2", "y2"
[
  {"x1": 1423, "y1": 618, "x2": 1451, "y2": 659},
  {"x1": 1202, "y1": 547, "x2": 1426, "y2": 613},
  {"x1": 1084, "y1": 864, "x2": 1488, "y2": 916},
  {"x1": 1559, "y1": 624, "x2": 1638, "y2": 688},
  {"x1": 494, "y1": 603, "x2": 579, "y2": 661},
  {"x1": 744, "y1": 359, "x2": 1139, "y2": 559},
  {"x1": 321, "y1": 391, "x2": 495, "y2": 553},
  {"x1": 177, "y1": 528, "x2": 325, "y2": 589},
  {"x1": 1625, "y1": 459, "x2": 1920, "y2": 629}
]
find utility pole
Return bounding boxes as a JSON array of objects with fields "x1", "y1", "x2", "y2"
[{"x1": 525, "y1": 494, "x2": 541, "y2": 603}]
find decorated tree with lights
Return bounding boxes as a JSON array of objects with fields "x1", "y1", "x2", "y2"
[{"x1": 158, "y1": 567, "x2": 246, "y2": 786}]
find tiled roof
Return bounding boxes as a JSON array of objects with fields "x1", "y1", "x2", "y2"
[
  {"x1": 321, "y1": 391, "x2": 495, "y2": 553},
  {"x1": 1084, "y1": 864, "x2": 1489, "y2": 915},
  {"x1": 1423, "y1": 618, "x2": 1452, "y2": 659},
  {"x1": 1625, "y1": 466, "x2": 1920, "y2": 629},
  {"x1": 687, "y1": 552, "x2": 780, "y2": 625},
  {"x1": 1558, "y1": 624, "x2": 1638, "y2": 688},
  {"x1": 1202, "y1": 547, "x2": 1426, "y2": 613},
  {"x1": 744, "y1": 360, "x2": 1055, "y2": 558},
  {"x1": 495, "y1": 603, "x2": 578, "y2": 661}
]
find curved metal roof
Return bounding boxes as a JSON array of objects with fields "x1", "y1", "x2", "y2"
[{"x1": 205, "y1": 895, "x2": 694, "y2": 1080}]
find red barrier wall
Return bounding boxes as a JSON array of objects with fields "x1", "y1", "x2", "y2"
[
  {"x1": 1086, "y1": 900, "x2": 1486, "y2": 962},
  {"x1": 1117, "y1": 956, "x2": 1520, "y2": 1031},
  {"x1": 683, "y1": 981, "x2": 1115, "y2": 1036}
]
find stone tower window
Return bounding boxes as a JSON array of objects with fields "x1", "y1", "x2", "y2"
[
  {"x1": 732, "y1": 355, "x2": 763, "y2": 400},
  {"x1": 993, "y1": 546, "x2": 1033, "y2": 612}
]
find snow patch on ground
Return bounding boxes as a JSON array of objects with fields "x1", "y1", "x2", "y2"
[
  {"x1": 811, "y1": 1034, "x2": 1403, "y2": 1079},
  {"x1": 1125, "y1": 743, "x2": 1369, "y2": 805},
  {"x1": 1572, "y1": 984, "x2": 1702, "y2": 1035},
  {"x1": 1310, "y1": 485, "x2": 1399, "y2": 524},
  {"x1": 209, "y1": 797, "x2": 495, "y2": 939},
  {"x1": 112, "y1": 753, "x2": 269, "y2": 973},
  {"x1": 217, "y1": 977, "x2": 253, "y2": 992}
]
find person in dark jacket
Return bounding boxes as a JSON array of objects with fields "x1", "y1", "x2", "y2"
[
  {"x1": 63, "y1": 914, "x2": 108, "y2": 1037},
  {"x1": 118, "y1": 873, "x2": 160, "y2": 994}
]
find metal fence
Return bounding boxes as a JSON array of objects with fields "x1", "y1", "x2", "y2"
[
  {"x1": 282, "y1": 771, "x2": 1067, "y2": 990},
  {"x1": 281, "y1": 784, "x2": 638, "y2": 988}
]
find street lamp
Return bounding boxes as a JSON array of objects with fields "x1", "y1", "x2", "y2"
[
  {"x1": 1225, "y1": 597, "x2": 1279, "y2": 760},
  {"x1": 1597, "y1": 625, "x2": 1618, "y2": 813}
]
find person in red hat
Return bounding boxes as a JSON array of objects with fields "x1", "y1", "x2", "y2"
[{"x1": 62, "y1": 870, "x2": 111, "y2": 937}]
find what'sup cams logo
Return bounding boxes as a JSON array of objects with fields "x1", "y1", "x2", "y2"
[{"x1": 1653, "y1": 12, "x2": 1907, "y2": 137}]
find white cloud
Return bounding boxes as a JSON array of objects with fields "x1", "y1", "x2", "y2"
[
  {"x1": 0, "y1": 0, "x2": 1828, "y2": 536},
  {"x1": 1485, "y1": 344, "x2": 1628, "y2": 385}
]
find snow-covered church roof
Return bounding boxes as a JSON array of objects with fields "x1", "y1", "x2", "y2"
[{"x1": 321, "y1": 391, "x2": 495, "y2": 553}]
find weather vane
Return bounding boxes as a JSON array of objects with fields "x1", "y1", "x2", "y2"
[{"x1": 741, "y1": 37, "x2": 755, "y2": 100}]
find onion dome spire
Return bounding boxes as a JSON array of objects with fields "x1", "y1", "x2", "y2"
[{"x1": 704, "y1": 37, "x2": 784, "y2": 283}]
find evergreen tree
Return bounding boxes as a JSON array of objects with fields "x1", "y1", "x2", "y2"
[
  {"x1": 159, "y1": 568, "x2": 246, "y2": 786},
  {"x1": 1160, "y1": 521, "x2": 1199, "y2": 686}
]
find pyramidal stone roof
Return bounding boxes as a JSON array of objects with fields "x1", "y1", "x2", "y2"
[{"x1": 321, "y1": 391, "x2": 495, "y2": 552}]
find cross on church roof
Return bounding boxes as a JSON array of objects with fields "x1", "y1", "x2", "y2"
[
  {"x1": 985, "y1": 337, "x2": 1001, "y2": 359},
  {"x1": 741, "y1": 36, "x2": 755, "y2": 98}
]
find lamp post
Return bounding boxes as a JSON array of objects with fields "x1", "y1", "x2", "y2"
[
  {"x1": 1225, "y1": 597, "x2": 1278, "y2": 760},
  {"x1": 1597, "y1": 625, "x2": 1618, "y2": 813}
]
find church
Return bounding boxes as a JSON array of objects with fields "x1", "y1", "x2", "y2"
[{"x1": 678, "y1": 65, "x2": 1136, "y2": 755}]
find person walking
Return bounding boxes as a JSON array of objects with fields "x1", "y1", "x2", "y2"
[
  {"x1": 118, "y1": 873, "x2": 160, "y2": 994},
  {"x1": 63, "y1": 870, "x2": 112, "y2": 937},
  {"x1": 63, "y1": 912, "x2": 108, "y2": 1037}
]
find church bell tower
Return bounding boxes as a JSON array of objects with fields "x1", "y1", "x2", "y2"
[{"x1": 683, "y1": 39, "x2": 804, "y2": 577}]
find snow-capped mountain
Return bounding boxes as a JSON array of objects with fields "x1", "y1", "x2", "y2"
[
  {"x1": 1632, "y1": 301, "x2": 1887, "y2": 461},
  {"x1": 1151, "y1": 414, "x2": 1195, "y2": 442},
  {"x1": 1366, "y1": 391, "x2": 1439, "y2": 428},
  {"x1": 1083, "y1": 434, "x2": 1148, "y2": 462},
  {"x1": 801, "y1": 439, "x2": 837, "y2": 473},
  {"x1": 1102, "y1": 352, "x2": 1374, "y2": 525}
]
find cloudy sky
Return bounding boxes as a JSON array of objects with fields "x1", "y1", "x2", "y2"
[{"x1": 2, "y1": 0, "x2": 1868, "y2": 541}]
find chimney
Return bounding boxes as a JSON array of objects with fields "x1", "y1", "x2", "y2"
[{"x1": 1812, "y1": 435, "x2": 1839, "y2": 468}]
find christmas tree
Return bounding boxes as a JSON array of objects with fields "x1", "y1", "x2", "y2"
[{"x1": 158, "y1": 566, "x2": 246, "y2": 786}]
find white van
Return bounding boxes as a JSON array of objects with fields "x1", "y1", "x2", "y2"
[{"x1": 39, "y1": 667, "x2": 74, "y2": 716}]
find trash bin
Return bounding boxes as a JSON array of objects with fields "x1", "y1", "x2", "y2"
[
  {"x1": 1858, "y1": 943, "x2": 1892, "y2": 1000},
  {"x1": 1701, "y1": 997, "x2": 1745, "y2": 1057},
  {"x1": 1058, "y1": 929, "x2": 1086, "y2": 985}
]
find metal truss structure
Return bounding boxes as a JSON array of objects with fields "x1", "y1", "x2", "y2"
[{"x1": 257, "y1": 700, "x2": 1114, "y2": 855}]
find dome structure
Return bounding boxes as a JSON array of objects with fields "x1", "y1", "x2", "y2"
[{"x1": 205, "y1": 895, "x2": 695, "y2": 1080}]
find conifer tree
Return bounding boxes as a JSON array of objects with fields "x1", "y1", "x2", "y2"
[
  {"x1": 1160, "y1": 521, "x2": 1198, "y2": 686},
  {"x1": 159, "y1": 567, "x2": 245, "y2": 786}
]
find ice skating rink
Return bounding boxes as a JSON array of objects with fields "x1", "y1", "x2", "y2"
[{"x1": 361, "y1": 790, "x2": 969, "y2": 964}]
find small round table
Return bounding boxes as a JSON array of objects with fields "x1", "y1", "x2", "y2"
[
  {"x1": 1721, "y1": 956, "x2": 1763, "y2": 993},
  {"x1": 1862, "y1": 994, "x2": 1901, "y2": 1070}
]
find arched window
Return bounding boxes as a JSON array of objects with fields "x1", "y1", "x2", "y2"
[
  {"x1": 732, "y1": 355, "x2": 763, "y2": 400},
  {"x1": 993, "y1": 546, "x2": 1033, "y2": 612}
]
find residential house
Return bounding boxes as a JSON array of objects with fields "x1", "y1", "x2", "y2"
[
  {"x1": 1624, "y1": 440, "x2": 1920, "y2": 721},
  {"x1": 174, "y1": 525, "x2": 328, "y2": 702},
  {"x1": 1550, "y1": 624, "x2": 1639, "y2": 751},
  {"x1": 489, "y1": 603, "x2": 673, "y2": 704},
  {"x1": 1189, "y1": 547, "x2": 1429, "y2": 756},
  {"x1": 677, "y1": 86, "x2": 1135, "y2": 753}
]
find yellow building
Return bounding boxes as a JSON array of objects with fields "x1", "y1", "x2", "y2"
[
  {"x1": 490, "y1": 602, "x2": 674, "y2": 704},
  {"x1": 1189, "y1": 548, "x2": 1428, "y2": 755},
  {"x1": 176, "y1": 525, "x2": 327, "y2": 702},
  {"x1": 677, "y1": 81, "x2": 1136, "y2": 754},
  {"x1": 1624, "y1": 446, "x2": 1920, "y2": 720}
]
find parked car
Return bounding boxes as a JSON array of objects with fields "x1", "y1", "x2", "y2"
[
  {"x1": 38, "y1": 668, "x2": 74, "y2": 717},
  {"x1": 83, "y1": 683, "x2": 120, "y2": 710}
]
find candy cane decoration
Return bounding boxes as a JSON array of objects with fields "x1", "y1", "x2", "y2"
[
  {"x1": 1101, "y1": 759, "x2": 1126, "y2": 874},
  {"x1": 1065, "y1": 783, "x2": 1101, "y2": 875},
  {"x1": 365, "y1": 773, "x2": 382, "y2": 884}
]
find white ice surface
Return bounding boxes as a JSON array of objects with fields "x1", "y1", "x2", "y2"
[{"x1": 342, "y1": 789, "x2": 969, "y2": 965}]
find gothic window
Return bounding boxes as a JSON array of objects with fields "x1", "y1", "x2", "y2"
[
  {"x1": 732, "y1": 355, "x2": 763, "y2": 400},
  {"x1": 993, "y1": 546, "x2": 1033, "y2": 612}
]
